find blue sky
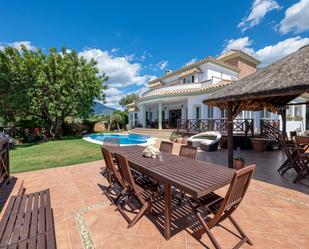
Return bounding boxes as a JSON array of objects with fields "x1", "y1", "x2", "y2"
[{"x1": 1, "y1": 0, "x2": 309, "y2": 108}]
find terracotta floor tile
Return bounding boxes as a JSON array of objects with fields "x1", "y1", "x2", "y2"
[
  {"x1": 135, "y1": 218, "x2": 163, "y2": 239},
  {"x1": 159, "y1": 240, "x2": 186, "y2": 249},
  {"x1": 130, "y1": 236, "x2": 159, "y2": 249},
  {"x1": 265, "y1": 234, "x2": 301, "y2": 249},
  {"x1": 10, "y1": 153, "x2": 309, "y2": 249},
  {"x1": 292, "y1": 235, "x2": 309, "y2": 249},
  {"x1": 100, "y1": 233, "x2": 134, "y2": 249}
]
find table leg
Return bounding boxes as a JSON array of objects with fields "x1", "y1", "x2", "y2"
[{"x1": 164, "y1": 183, "x2": 171, "y2": 240}]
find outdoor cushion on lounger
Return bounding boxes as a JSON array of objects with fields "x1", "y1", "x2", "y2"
[{"x1": 187, "y1": 131, "x2": 221, "y2": 150}]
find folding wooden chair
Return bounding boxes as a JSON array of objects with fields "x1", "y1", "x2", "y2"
[
  {"x1": 290, "y1": 131, "x2": 297, "y2": 141},
  {"x1": 101, "y1": 147, "x2": 125, "y2": 203},
  {"x1": 189, "y1": 165, "x2": 256, "y2": 249},
  {"x1": 293, "y1": 136, "x2": 309, "y2": 182},
  {"x1": 179, "y1": 145, "x2": 198, "y2": 159},
  {"x1": 277, "y1": 132, "x2": 303, "y2": 178},
  {"x1": 114, "y1": 153, "x2": 159, "y2": 228},
  {"x1": 159, "y1": 141, "x2": 173, "y2": 154}
]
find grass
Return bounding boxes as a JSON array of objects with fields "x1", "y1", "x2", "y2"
[{"x1": 10, "y1": 137, "x2": 102, "y2": 173}]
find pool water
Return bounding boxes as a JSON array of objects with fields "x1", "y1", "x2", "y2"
[{"x1": 88, "y1": 133, "x2": 149, "y2": 145}]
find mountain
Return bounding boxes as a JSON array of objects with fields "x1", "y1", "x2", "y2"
[{"x1": 93, "y1": 102, "x2": 116, "y2": 116}]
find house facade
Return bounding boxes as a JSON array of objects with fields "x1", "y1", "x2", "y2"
[{"x1": 128, "y1": 50, "x2": 307, "y2": 134}]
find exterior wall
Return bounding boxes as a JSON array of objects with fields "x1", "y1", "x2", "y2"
[
  {"x1": 223, "y1": 57, "x2": 257, "y2": 79},
  {"x1": 198, "y1": 63, "x2": 238, "y2": 82},
  {"x1": 285, "y1": 103, "x2": 306, "y2": 134}
]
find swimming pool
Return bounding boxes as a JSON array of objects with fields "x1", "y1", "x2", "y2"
[{"x1": 83, "y1": 133, "x2": 154, "y2": 146}]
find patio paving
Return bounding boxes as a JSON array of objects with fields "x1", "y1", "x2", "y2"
[{"x1": 4, "y1": 145, "x2": 309, "y2": 249}]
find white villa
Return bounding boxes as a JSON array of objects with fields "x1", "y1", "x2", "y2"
[{"x1": 128, "y1": 50, "x2": 308, "y2": 134}]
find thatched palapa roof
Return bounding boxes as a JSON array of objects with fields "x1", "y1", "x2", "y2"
[{"x1": 203, "y1": 45, "x2": 309, "y2": 112}]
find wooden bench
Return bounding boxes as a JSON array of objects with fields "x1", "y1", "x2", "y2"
[{"x1": 0, "y1": 189, "x2": 56, "y2": 249}]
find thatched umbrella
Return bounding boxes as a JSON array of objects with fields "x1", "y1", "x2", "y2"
[{"x1": 204, "y1": 44, "x2": 309, "y2": 168}]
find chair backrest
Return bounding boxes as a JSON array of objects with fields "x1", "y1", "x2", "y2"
[
  {"x1": 101, "y1": 147, "x2": 124, "y2": 187},
  {"x1": 293, "y1": 136, "x2": 309, "y2": 170},
  {"x1": 290, "y1": 131, "x2": 297, "y2": 140},
  {"x1": 279, "y1": 132, "x2": 294, "y2": 161},
  {"x1": 103, "y1": 137, "x2": 119, "y2": 147},
  {"x1": 179, "y1": 145, "x2": 197, "y2": 159},
  {"x1": 114, "y1": 153, "x2": 138, "y2": 193},
  {"x1": 159, "y1": 141, "x2": 173, "y2": 154},
  {"x1": 209, "y1": 165, "x2": 255, "y2": 227}
]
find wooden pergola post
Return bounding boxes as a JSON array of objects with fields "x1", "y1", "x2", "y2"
[
  {"x1": 227, "y1": 102, "x2": 234, "y2": 168},
  {"x1": 281, "y1": 108, "x2": 287, "y2": 133}
]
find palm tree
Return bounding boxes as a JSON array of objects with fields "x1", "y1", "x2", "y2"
[{"x1": 110, "y1": 113, "x2": 124, "y2": 131}]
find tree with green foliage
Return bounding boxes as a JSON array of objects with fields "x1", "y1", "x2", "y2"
[
  {"x1": 119, "y1": 93, "x2": 140, "y2": 109},
  {"x1": 110, "y1": 113, "x2": 124, "y2": 131},
  {"x1": 0, "y1": 46, "x2": 108, "y2": 138}
]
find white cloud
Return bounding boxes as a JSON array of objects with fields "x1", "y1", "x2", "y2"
[
  {"x1": 157, "y1": 60, "x2": 168, "y2": 70},
  {"x1": 221, "y1": 36, "x2": 309, "y2": 66},
  {"x1": 79, "y1": 48, "x2": 154, "y2": 88},
  {"x1": 0, "y1": 41, "x2": 36, "y2": 51},
  {"x1": 278, "y1": 0, "x2": 309, "y2": 34},
  {"x1": 104, "y1": 87, "x2": 125, "y2": 109},
  {"x1": 185, "y1": 58, "x2": 197, "y2": 66},
  {"x1": 238, "y1": 0, "x2": 280, "y2": 32},
  {"x1": 79, "y1": 48, "x2": 156, "y2": 109},
  {"x1": 255, "y1": 36, "x2": 309, "y2": 66},
  {"x1": 222, "y1": 37, "x2": 255, "y2": 55}
]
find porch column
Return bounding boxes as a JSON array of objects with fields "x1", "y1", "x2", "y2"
[
  {"x1": 140, "y1": 104, "x2": 146, "y2": 128},
  {"x1": 158, "y1": 101, "x2": 162, "y2": 130},
  {"x1": 227, "y1": 102, "x2": 234, "y2": 168}
]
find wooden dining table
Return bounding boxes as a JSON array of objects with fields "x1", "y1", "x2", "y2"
[{"x1": 104, "y1": 145, "x2": 235, "y2": 240}]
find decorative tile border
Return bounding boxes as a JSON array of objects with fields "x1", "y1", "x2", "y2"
[
  {"x1": 251, "y1": 185, "x2": 309, "y2": 207},
  {"x1": 74, "y1": 200, "x2": 111, "y2": 249}
]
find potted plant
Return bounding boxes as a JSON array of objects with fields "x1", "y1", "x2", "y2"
[{"x1": 234, "y1": 155, "x2": 245, "y2": 169}]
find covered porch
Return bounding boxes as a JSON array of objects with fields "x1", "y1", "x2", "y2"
[{"x1": 138, "y1": 96, "x2": 188, "y2": 130}]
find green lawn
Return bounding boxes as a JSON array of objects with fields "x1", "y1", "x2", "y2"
[{"x1": 10, "y1": 137, "x2": 102, "y2": 173}]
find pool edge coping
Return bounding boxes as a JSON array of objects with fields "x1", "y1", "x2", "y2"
[{"x1": 83, "y1": 133, "x2": 157, "y2": 147}]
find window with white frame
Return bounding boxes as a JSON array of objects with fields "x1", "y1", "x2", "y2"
[
  {"x1": 286, "y1": 106, "x2": 293, "y2": 117},
  {"x1": 221, "y1": 109, "x2": 227, "y2": 118},
  {"x1": 207, "y1": 106, "x2": 213, "y2": 118},
  {"x1": 193, "y1": 105, "x2": 201, "y2": 120},
  {"x1": 294, "y1": 105, "x2": 302, "y2": 117}
]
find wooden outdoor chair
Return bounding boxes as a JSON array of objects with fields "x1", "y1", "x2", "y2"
[
  {"x1": 290, "y1": 131, "x2": 297, "y2": 141},
  {"x1": 101, "y1": 147, "x2": 125, "y2": 204},
  {"x1": 114, "y1": 153, "x2": 159, "y2": 228},
  {"x1": 277, "y1": 132, "x2": 303, "y2": 179},
  {"x1": 159, "y1": 141, "x2": 173, "y2": 154},
  {"x1": 293, "y1": 136, "x2": 309, "y2": 182},
  {"x1": 179, "y1": 145, "x2": 198, "y2": 159},
  {"x1": 188, "y1": 165, "x2": 256, "y2": 249}
]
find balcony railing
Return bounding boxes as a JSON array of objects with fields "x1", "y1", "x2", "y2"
[
  {"x1": 260, "y1": 119, "x2": 281, "y2": 143},
  {"x1": 177, "y1": 119, "x2": 254, "y2": 136}
]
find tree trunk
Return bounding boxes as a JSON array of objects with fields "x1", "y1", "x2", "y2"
[
  {"x1": 117, "y1": 122, "x2": 120, "y2": 131},
  {"x1": 50, "y1": 118, "x2": 63, "y2": 139}
]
